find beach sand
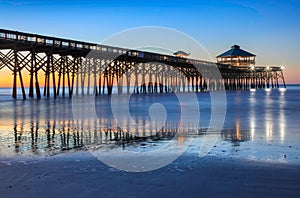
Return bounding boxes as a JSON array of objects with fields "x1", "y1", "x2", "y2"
[{"x1": 1, "y1": 148, "x2": 299, "y2": 198}]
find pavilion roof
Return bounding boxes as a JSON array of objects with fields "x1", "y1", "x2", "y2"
[
  {"x1": 173, "y1": 50, "x2": 190, "y2": 56},
  {"x1": 217, "y1": 45, "x2": 256, "y2": 58}
]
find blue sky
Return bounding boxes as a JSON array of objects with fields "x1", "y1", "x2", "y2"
[{"x1": 0, "y1": 0, "x2": 300, "y2": 82}]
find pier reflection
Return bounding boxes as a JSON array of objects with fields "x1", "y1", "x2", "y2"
[
  {"x1": 1, "y1": 89, "x2": 288, "y2": 156},
  {"x1": 0, "y1": 98, "x2": 201, "y2": 155},
  {"x1": 8, "y1": 117, "x2": 183, "y2": 155},
  {"x1": 265, "y1": 92, "x2": 274, "y2": 141},
  {"x1": 264, "y1": 89, "x2": 287, "y2": 142},
  {"x1": 221, "y1": 120, "x2": 251, "y2": 146},
  {"x1": 245, "y1": 89, "x2": 288, "y2": 143},
  {"x1": 279, "y1": 89, "x2": 286, "y2": 142},
  {"x1": 249, "y1": 90, "x2": 256, "y2": 140}
]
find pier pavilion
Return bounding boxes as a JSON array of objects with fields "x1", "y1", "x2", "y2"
[
  {"x1": 217, "y1": 45, "x2": 255, "y2": 66},
  {"x1": 216, "y1": 45, "x2": 286, "y2": 90},
  {"x1": 173, "y1": 50, "x2": 190, "y2": 58}
]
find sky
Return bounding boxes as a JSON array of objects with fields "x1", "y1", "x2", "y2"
[{"x1": 0, "y1": 0, "x2": 299, "y2": 85}]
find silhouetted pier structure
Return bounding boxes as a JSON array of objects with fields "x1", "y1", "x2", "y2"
[{"x1": 0, "y1": 29, "x2": 286, "y2": 100}]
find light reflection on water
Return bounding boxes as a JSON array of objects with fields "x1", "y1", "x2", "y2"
[
  {"x1": 0, "y1": 87, "x2": 299, "y2": 160},
  {"x1": 265, "y1": 92, "x2": 274, "y2": 141},
  {"x1": 219, "y1": 88, "x2": 300, "y2": 163},
  {"x1": 249, "y1": 90, "x2": 256, "y2": 141},
  {"x1": 0, "y1": 94, "x2": 201, "y2": 156},
  {"x1": 245, "y1": 88, "x2": 288, "y2": 142},
  {"x1": 279, "y1": 90, "x2": 286, "y2": 142}
]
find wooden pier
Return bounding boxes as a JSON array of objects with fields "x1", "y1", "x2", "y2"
[{"x1": 0, "y1": 29, "x2": 286, "y2": 99}]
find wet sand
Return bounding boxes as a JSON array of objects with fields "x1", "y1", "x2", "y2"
[{"x1": 1, "y1": 149, "x2": 299, "y2": 198}]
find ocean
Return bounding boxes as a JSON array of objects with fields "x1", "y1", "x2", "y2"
[{"x1": 0, "y1": 85, "x2": 299, "y2": 164}]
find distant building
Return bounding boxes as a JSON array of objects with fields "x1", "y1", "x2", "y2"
[
  {"x1": 173, "y1": 50, "x2": 190, "y2": 58},
  {"x1": 217, "y1": 45, "x2": 256, "y2": 66}
]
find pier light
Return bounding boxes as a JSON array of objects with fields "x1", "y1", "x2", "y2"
[
  {"x1": 280, "y1": 66, "x2": 285, "y2": 70},
  {"x1": 266, "y1": 66, "x2": 270, "y2": 70},
  {"x1": 279, "y1": 87, "x2": 286, "y2": 93},
  {"x1": 132, "y1": 51, "x2": 138, "y2": 57},
  {"x1": 251, "y1": 66, "x2": 255, "y2": 70}
]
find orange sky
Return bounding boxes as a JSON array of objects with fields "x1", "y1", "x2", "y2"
[
  {"x1": 0, "y1": 67, "x2": 52, "y2": 88},
  {"x1": 0, "y1": 68, "x2": 12, "y2": 87},
  {"x1": 282, "y1": 67, "x2": 299, "y2": 84}
]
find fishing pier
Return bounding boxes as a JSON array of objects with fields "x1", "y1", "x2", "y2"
[{"x1": 0, "y1": 29, "x2": 286, "y2": 100}]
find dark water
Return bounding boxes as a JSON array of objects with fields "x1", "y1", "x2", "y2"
[{"x1": 0, "y1": 86, "x2": 299, "y2": 163}]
